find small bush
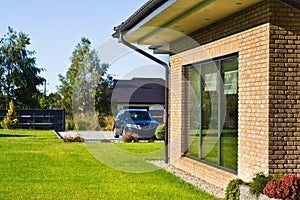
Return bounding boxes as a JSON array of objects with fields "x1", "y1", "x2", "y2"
[
  {"x1": 224, "y1": 178, "x2": 244, "y2": 200},
  {"x1": 122, "y1": 133, "x2": 133, "y2": 143},
  {"x1": 249, "y1": 173, "x2": 273, "y2": 197},
  {"x1": 63, "y1": 135, "x2": 83, "y2": 142},
  {"x1": 1, "y1": 100, "x2": 18, "y2": 129},
  {"x1": 132, "y1": 133, "x2": 139, "y2": 142},
  {"x1": 155, "y1": 124, "x2": 165, "y2": 140},
  {"x1": 122, "y1": 132, "x2": 139, "y2": 143},
  {"x1": 263, "y1": 174, "x2": 300, "y2": 199},
  {"x1": 73, "y1": 135, "x2": 83, "y2": 142},
  {"x1": 63, "y1": 135, "x2": 74, "y2": 142},
  {"x1": 65, "y1": 119, "x2": 76, "y2": 131}
]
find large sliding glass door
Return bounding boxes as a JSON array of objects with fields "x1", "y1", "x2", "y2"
[{"x1": 184, "y1": 55, "x2": 238, "y2": 172}]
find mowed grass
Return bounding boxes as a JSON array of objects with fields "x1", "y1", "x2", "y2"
[{"x1": 0, "y1": 130, "x2": 220, "y2": 200}]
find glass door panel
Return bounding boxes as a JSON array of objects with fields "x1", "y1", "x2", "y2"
[{"x1": 201, "y1": 62, "x2": 219, "y2": 165}]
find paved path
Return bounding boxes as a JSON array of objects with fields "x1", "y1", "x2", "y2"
[{"x1": 57, "y1": 131, "x2": 121, "y2": 142}]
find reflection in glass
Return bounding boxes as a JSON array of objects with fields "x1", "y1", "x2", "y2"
[
  {"x1": 221, "y1": 58, "x2": 238, "y2": 171},
  {"x1": 185, "y1": 55, "x2": 238, "y2": 172},
  {"x1": 185, "y1": 67, "x2": 200, "y2": 158},
  {"x1": 201, "y1": 62, "x2": 219, "y2": 165}
]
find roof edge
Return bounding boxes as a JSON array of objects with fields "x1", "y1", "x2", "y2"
[{"x1": 112, "y1": 0, "x2": 167, "y2": 38}]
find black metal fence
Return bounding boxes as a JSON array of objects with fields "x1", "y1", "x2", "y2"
[{"x1": 0, "y1": 109, "x2": 65, "y2": 131}]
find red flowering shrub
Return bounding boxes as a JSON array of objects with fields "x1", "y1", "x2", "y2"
[
  {"x1": 263, "y1": 179, "x2": 282, "y2": 198},
  {"x1": 263, "y1": 174, "x2": 300, "y2": 200}
]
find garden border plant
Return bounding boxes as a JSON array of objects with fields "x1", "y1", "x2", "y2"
[
  {"x1": 224, "y1": 178, "x2": 244, "y2": 200},
  {"x1": 224, "y1": 173, "x2": 300, "y2": 200}
]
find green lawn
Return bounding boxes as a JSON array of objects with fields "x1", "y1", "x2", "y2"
[{"x1": 0, "y1": 130, "x2": 220, "y2": 200}]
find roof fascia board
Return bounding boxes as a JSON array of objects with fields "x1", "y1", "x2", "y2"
[
  {"x1": 137, "y1": 0, "x2": 216, "y2": 44},
  {"x1": 279, "y1": 0, "x2": 300, "y2": 10},
  {"x1": 123, "y1": 0, "x2": 177, "y2": 39}
]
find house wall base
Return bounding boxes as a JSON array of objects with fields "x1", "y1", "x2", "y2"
[{"x1": 173, "y1": 157, "x2": 237, "y2": 189}]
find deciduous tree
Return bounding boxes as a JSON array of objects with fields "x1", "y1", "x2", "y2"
[{"x1": 58, "y1": 37, "x2": 109, "y2": 125}]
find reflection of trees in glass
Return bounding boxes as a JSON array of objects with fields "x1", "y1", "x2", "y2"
[
  {"x1": 189, "y1": 68, "x2": 200, "y2": 130},
  {"x1": 202, "y1": 62, "x2": 218, "y2": 130}
]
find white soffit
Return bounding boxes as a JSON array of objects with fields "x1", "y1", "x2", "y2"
[{"x1": 125, "y1": 0, "x2": 263, "y2": 46}]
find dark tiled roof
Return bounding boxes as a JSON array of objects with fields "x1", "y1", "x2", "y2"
[{"x1": 111, "y1": 78, "x2": 165, "y2": 104}]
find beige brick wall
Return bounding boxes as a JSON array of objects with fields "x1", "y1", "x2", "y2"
[
  {"x1": 169, "y1": 23, "x2": 270, "y2": 187},
  {"x1": 167, "y1": 0, "x2": 300, "y2": 189}
]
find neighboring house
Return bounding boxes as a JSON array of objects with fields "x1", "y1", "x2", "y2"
[
  {"x1": 110, "y1": 78, "x2": 165, "y2": 123},
  {"x1": 113, "y1": 0, "x2": 300, "y2": 190}
]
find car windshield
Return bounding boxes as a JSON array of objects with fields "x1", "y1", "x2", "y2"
[{"x1": 125, "y1": 111, "x2": 151, "y2": 121}]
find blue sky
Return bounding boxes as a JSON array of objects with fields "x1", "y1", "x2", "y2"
[{"x1": 0, "y1": 0, "x2": 166, "y2": 93}]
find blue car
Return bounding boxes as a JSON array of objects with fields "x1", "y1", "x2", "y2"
[{"x1": 113, "y1": 109, "x2": 159, "y2": 139}]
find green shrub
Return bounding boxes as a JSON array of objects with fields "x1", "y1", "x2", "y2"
[
  {"x1": 249, "y1": 173, "x2": 273, "y2": 197},
  {"x1": 155, "y1": 124, "x2": 165, "y2": 139},
  {"x1": 224, "y1": 178, "x2": 244, "y2": 200},
  {"x1": 65, "y1": 119, "x2": 76, "y2": 131},
  {"x1": 1, "y1": 100, "x2": 18, "y2": 129}
]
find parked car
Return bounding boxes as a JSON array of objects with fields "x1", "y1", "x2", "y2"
[{"x1": 113, "y1": 109, "x2": 159, "y2": 139}]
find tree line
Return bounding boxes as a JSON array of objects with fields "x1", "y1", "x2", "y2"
[{"x1": 0, "y1": 27, "x2": 112, "y2": 129}]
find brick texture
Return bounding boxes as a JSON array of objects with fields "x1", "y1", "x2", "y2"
[
  {"x1": 268, "y1": 1, "x2": 300, "y2": 175},
  {"x1": 168, "y1": 0, "x2": 300, "y2": 189}
]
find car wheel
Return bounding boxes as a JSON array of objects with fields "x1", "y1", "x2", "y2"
[{"x1": 113, "y1": 127, "x2": 119, "y2": 138}]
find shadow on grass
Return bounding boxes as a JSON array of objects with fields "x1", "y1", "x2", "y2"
[
  {"x1": 0, "y1": 134, "x2": 31, "y2": 138},
  {"x1": 85, "y1": 142, "x2": 164, "y2": 173}
]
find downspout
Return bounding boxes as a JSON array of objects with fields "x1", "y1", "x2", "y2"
[{"x1": 119, "y1": 32, "x2": 170, "y2": 164}]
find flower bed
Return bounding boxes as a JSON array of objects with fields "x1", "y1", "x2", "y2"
[{"x1": 226, "y1": 174, "x2": 300, "y2": 200}]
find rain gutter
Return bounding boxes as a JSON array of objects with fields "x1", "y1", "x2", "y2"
[{"x1": 119, "y1": 32, "x2": 170, "y2": 164}]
